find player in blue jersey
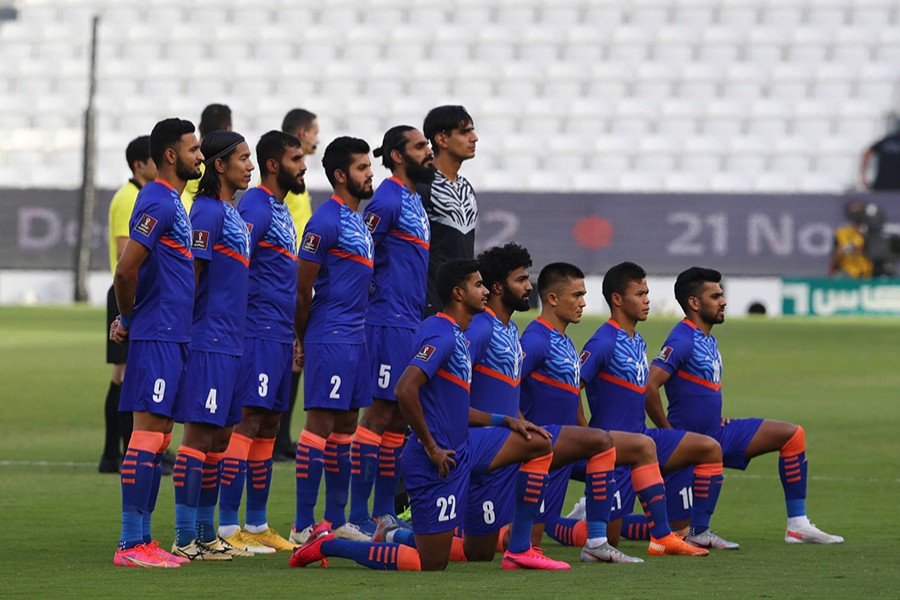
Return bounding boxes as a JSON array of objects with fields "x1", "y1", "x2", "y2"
[
  {"x1": 348, "y1": 126, "x2": 435, "y2": 533},
  {"x1": 169, "y1": 131, "x2": 255, "y2": 561},
  {"x1": 110, "y1": 118, "x2": 202, "y2": 568},
  {"x1": 645, "y1": 267, "x2": 843, "y2": 544},
  {"x1": 520, "y1": 262, "x2": 708, "y2": 557},
  {"x1": 578, "y1": 262, "x2": 737, "y2": 550},
  {"x1": 215, "y1": 131, "x2": 308, "y2": 554},
  {"x1": 392, "y1": 258, "x2": 569, "y2": 571},
  {"x1": 291, "y1": 137, "x2": 376, "y2": 545},
  {"x1": 458, "y1": 243, "x2": 646, "y2": 564}
]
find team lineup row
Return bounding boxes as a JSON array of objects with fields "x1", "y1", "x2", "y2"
[{"x1": 109, "y1": 111, "x2": 841, "y2": 571}]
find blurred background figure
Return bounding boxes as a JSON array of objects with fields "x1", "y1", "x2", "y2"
[
  {"x1": 830, "y1": 200, "x2": 873, "y2": 279},
  {"x1": 860, "y1": 115, "x2": 900, "y2": 192}
]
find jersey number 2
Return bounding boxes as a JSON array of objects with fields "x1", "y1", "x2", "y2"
[{"x1": 437, "y1": 495, "x2": 457, "y2": 522}]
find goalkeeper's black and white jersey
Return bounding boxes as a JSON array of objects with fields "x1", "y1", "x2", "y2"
[{"x1": 417, "y1": 169, "x2": 478, "y2": 316}]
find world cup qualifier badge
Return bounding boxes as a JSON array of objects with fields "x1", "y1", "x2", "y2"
[
  {"x1": 657, "y1": 346, "x2": 673, "y2": 363},
  {"x1": 415, "y1": 345, "x2": 436, "y2": 361},
  {"x1": 192, "y1": 230, "x2": 210, "y2": 251},
  {"x1": 302, "y1": 232, "x2": 321, "y2": 253},
  {"x1": 363, "y1": 212, "x2": 381, "y2": 233},
  {"x1": 135, "y1": 214, "x2": 158, "y2": 237},
  {"x1": 579, "y1": 350, "x2": 591, "y2": 365}
]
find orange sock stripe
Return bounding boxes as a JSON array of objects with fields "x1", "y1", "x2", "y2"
[
  {"x1": 587, "y1": 447, "x2": 616, "y2": 473},
  {"x1": 353, "y1": 425, "x2": 382, "y2": 446},
  {"x1": 299, "y1": 430, "x2": 327, "y2": 451},
  {"x1": 780, "y1": 425, "x2": 806, "y2": 457},
  {"x1": 449, "y1": 536, "x2": 468, "y2": 562},
  {"x1": 248, "y1": 437, "x2": 276, "y2": 462},
  {"x1": 128, "y1": 430, "x2": 165, "y2": 453},
  {"x1": 381, "y1": 431, "x2": 406, "y2": 448},
  {"x1": 572, "y1": 520, "x2": 588, "y2": 547},
  {"x1": 205, "y1": 452, "x2": 224, "y2": 465},
  {"x1": 520, "y1": 452, "x2": 553, "y2": 474},
  {"x1": 694, "y1": 462, "x2": 723, "y2": 477},
  {"x1": 224, "y1": 433, "x2": 253, "y2": 461},
  {"x1": 177, "y1": 445, "x2": 206, "y2": 462},
  {"x1": 397, "y1": 544, "x2": 422, "y2": 571},
  {"x1": 328, "y1": 432, "x2": 353, "y2": 445},
  {"x1": 631, "y1": 463, "x2": 664, "y2": 491},
  {"x1": 160, "y1": 432, "x2": 173, "y2": 453}
]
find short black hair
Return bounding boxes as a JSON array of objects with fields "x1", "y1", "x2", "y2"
[
  {"x1": 196, "y1": 130, "x2": 246, "y2": 199},
  {"x1": 423, "y1": 105, "x2": 473, "y2": 151},
  {"x1": 373, "y1": 125, "x2": 415, "y2": 170},
  {"x1": 125, "y1": 135, "x2": 151, "y2": 171},
  {"x1": 602, "y1": 261, "x2": 647, "y2": 307},
  {"x1": 537, "y1": 262, "x2": 585, "y2": 301},
  {"x1": 256, "y1": 130, "x2": 301, "y2": 173},
  {"x1": 437, "y1": 258, "x2": 481, "y2": 305},
  {"x1": 321, "y1": 136, "x2": 369, "y2": 187},
  {"x1": 282, "y1": 108, "x2": 317, "y2": 136},
  {"x1": 198, "y1": 103, "x2": 232, "y2": 139},
  {"x1": 477, "y1": 243, "x2": 532, "y2": 291},
  {"x1": 674, "y1": 267, "x2": 722, "y2": 313},
  {"x1": 149, "y1": 118, "x2": 195, "y2": 166}
]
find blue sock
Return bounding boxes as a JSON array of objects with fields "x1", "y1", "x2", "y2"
[
  {"x1": 320, "y1": 539, "x2": 409, "y2": 570},
  {"x1": 246, "y1": 442, "x2": 275, "y2": 527},
  {"x1": 196, "y1": 453, "x2": 222, "y2": 543},
  {"x1": 174, "y1": 446, "x2": 205, "y2": 547},
  {"x1": 690, "y1": 465, "x2": 724, "y2": 536},
  {"x1": 507, "y1": 459, "x2": 550, "y2": 554},
  {"x1": 621, "y1": 513, "x2": 651, "y2": 540},
  {"x1": 119, "y1": 433, "x2": 161, "y2": 551},
  {"x1": 637, "y1": 482, "x2": 671, "y2": 539},
  {"x1": 348, "y1": 430, "x2": 379, "y2": 523},
  {"x1": 142, "y1": 452, "x2": 163, "y2": 543},
  {"x1": 780, "y1": 451, "x2": 808, "y2": 518},
  {"x1": 585, "y1": 456, "x2": 615, "y2": 540},
  {"x1": 387, "y1": 528, "x2": 416, "y2": 547},
  {"x1": 296, "y1": 432, "x2": 326, "y2": 531},
  {"x1": 218, "y1": 455, "x2": 246, "y2": 529},
  {"x1": 373, "y1": 432, "x2": 404, "y2": 517},
  {"x1": 323, "y1": 435, "x2": 352, "y2": 528}
]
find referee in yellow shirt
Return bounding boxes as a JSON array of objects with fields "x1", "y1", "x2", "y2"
[
  {"x1": 180, "y1": 103, "x2": 233, "y2": 213},
  {"x1": 274, "y1": 108, "x2": 320, "y2": 460},
  {"x1": 100, "y1": 136, "x2": 157, "y2": 473}
]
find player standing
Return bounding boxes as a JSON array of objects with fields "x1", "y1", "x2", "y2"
[
  {"x1": 519, "y1": 263, "x2": 707, "y2": 557},
  {"x1": 348, "y1": 125, "x2": 434, "y2": 533},
  {"x1": 215, "y1": 131, "x2": 308, "y2": 553},
  {"x1": 579, "y1": 262, "x2": 737, "y2": 549},
  {"x1": 170, "y1": 131, "x2": 255, "y2": 561},
  {"x1": 418, "y1": 105, "x2": 479, "y2": 317},
  {"x1": 100, "y1": 135, "x2": 157, "y2": 474},
  {"x1": 111, "y1": 118, "x2": 202, "y2": 568},
  {"x1": 290, "y1": 137, "x2": 376, "y2": 544},
  {"x1": 646, "y1": 267, "x2": 843, "y2": 544}
]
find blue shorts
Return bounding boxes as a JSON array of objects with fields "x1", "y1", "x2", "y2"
[
  {"x1": 465, "y1": 464, "x2": 517, "y2": 535},
  {"x1": 403, "y1": 427, "x2": 510, "y2": 535},
  {"x1": 366, "y1": 324, "x2": 416, "y2": 402},
  {"x1": 237, "y1": 338, "x2": 293, "y2": 413},
  {"x1": 119, "y1": 340, "x2": 188, "y2": 418},
  {"x1": 303, "y1": 342, "x2": 371, "y2": 411},
  {"x1": 609, "y1": 428, "x2": 687, "y2": 521},
  {"x1": 713, "y1": 418, "x2": 764, "y2": 470},
  {"x1": 662, "y1": 466, "x2": 695, "y2": 522},
  {"x1": 174, "y1": 350, "x2": 242, "y2": 427}
]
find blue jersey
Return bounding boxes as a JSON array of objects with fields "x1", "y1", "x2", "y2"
[
  {"x1": 127, "y1": 178, "x2": 194, "y2": 342},
  {"x1": 519, "y1": 317, "x2": 582, "y2": 426},
  {"x1": 407, "y1": 313, "x2": 472, "y2": 453},
  {"x1": 239, "y1": 186, "x2": 298, "y2": 343},
  {"x1": 299, "y1": 196, "x2": 374, "y2": 344},
  {"x1": 466, "y1": 308, "x2": 522, "y2": 418},
  {"x1": 363, "y1": 177, "x2": 431, "y2": 329},
  {"x1": 580, "y1": 319, "x2": 650, "y2": 433},
  {"x1": 651, "y1": 319, "x2": 724, "y2": 437},
  {"x1": 189, "y1": 195, "x2": 251, "y2": 355}
]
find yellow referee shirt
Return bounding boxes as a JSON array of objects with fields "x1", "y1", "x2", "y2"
[
  {"x1": 834, "y1": 226, "x2": 873, "y2": 279},
  {"x1": 180, "y1": 163, "x2": 204, "y2": 214},
  {"x1": 108, "y1": 179, "x2": 141, "y2": 275},
  {"x1": 284, "y1": 189, "x2": 312, "y2": 250}
]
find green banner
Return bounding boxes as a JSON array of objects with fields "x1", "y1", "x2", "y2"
[{"x1": 782, "y1": 278, "x2": 900, "y2": 316}]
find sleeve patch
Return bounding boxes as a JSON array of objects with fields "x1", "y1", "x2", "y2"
[
  {"x1": 192, "y1": 230, "x2": 210, "y2": 250},
  {"x1": 415, "y1": 345, "x2": 436, "y2": 361},
  {"x1": 656, "y1": 346, "x2": 673, "y2": 362},
  {"x1": 579, "y1": 350, "x2": 591, "y2": 365},
  {"x1": 363, "y1": 212, "x2": 381, "y2": 233},
  {"x1": 134, "y1": 214, "x2": 158, "y2": 237},
  {"x1": 301, "y1": 232, "x2": 321, "y2": 253}
]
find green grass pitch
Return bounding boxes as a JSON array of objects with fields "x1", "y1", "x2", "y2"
[{"x1": 1, "y1": 306, "x2": 899, "y2": 599}]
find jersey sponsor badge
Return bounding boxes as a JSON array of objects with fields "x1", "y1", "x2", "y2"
[
  {"x1": 301, "y1": 232, "x2": 321, "y2": 253},
  {"x1": 363, "y1": 212, "x2": 381, "y2": 233},
  {"x1": 192, "y1": 229, "x2": 210, "y2": 250},
  {"x1": 579, "y1": 350, "x2": 591, "y2": 364},
  {"x1": 657, "y1": 346, "x2": 673, "y2": 362},
  {"x1": 415, "y1": 345, "x2": 436, "y2": 361},
  {"x1": 134, "y1": 213, "x2": 158, "y2": 237}
]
